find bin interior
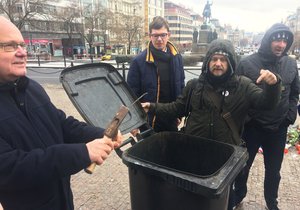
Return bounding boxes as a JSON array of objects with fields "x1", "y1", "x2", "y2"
[{"x1": 125, "y1": 131, "x2": 234, "y2": 177}]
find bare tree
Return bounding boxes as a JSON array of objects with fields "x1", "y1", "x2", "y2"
[
  {"x1": 110, "y1": 12, "x2": 143, "y2": 55},
  {"x1": 122, "y1": 14, "x2": 143, "y2": 54},
  {"x1": 110, "y1": 12, "x2": 126, "y2": 54},
  {"x1": 97, "y1": 8, "x2": 113, "y2": 55},
  {"x1": 79, "y1": 3, "x2": 113, "y2": 60},
  {"x1": 0, "y1": 0, "x2": 43, "y2": 29},
  {"x1": 52, "y1": 3, "x2": 82, "y2": 58}
]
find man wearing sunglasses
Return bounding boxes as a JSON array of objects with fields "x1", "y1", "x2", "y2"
[{"x1": 127, "y1": 16, "x2": 185, "y2": 133}]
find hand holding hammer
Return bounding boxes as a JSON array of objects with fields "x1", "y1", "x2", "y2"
[{"x1": 85, "y1": 105, "x2": 128, "y2": 174}]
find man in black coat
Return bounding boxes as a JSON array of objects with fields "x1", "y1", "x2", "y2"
[
  {"x1": 0, "y1": 16, "x2": 122, "y2": 210},
  {"x1": 127, "y1": 16, "x2": 185, "y2": 133},
  {"x1": 234, "y1": 23, "x2": 300, "y2": 210}
]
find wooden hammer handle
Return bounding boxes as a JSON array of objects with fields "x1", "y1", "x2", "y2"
[{"x1": 85, "y1": 105, "x2": 129, "y2": 174}]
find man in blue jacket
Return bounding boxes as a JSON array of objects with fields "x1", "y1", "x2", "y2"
[
  {"x1": 0, "y1": 17, "x2": 122, "y2": 210},
  {"x1": 234, "y1": 23, "x2": 300, "y2": 210},
  {"x1": 127, "y1": 16, "x2": 185, "y2": 132}
]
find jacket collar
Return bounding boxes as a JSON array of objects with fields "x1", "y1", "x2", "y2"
[
  {"x1": 145, "y1": 41, "x2": 179, "y2": 63},
  {"x1": 0, "y1": 76, "x2": 29, "y2": 92}
]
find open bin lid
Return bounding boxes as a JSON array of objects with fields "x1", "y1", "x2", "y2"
[{"x1": 60, "y1": 63, "x2": 147, "y2": 134}]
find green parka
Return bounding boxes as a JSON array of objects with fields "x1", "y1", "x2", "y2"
[{"x1": 151, "y1": 39, "x2": 281, "y2": 145}]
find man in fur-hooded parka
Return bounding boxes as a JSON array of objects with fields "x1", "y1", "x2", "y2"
[{"x1": 147, "y1": 39, "x2": 281, "y2": 146}]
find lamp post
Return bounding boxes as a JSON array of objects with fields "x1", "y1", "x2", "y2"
[
  {"x1": 296, "y1": 8, "x2": 300, "y2": 53},
  {"x1": 25, "y1": 23, "x2": 32, "y2": 54},
  {"x1": 103, "y1": 30, "x2": 108, "y2": 54},
  {"x1": 179, "y1": 23, "x2": 181, "y2": 46}
]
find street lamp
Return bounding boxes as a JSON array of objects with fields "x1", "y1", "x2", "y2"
[
  {"x1": 103, "y1": 30, "x2": 108, "y2": 54},
  {"x1": 179, "y1": 23, "x2": 181, "y2": 45}
]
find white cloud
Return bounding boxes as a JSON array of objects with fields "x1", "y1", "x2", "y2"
[{"x1": 170, "y1": 0, "x2": 300, "y2": 32}]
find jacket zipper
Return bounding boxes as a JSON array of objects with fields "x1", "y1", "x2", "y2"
[
  {"x1": 152, "y1": 67, "x2": 160, "y2": 128},
  {"x1": 209, "y1": 106, "x2": 214, "y2": 139}
]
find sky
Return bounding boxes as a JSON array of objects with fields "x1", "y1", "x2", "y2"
[{"x1": 171, "y1": 0, "x2": 300, "y2": 33}]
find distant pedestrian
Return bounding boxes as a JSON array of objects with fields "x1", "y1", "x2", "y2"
[{"x1": 234, "y1": 23, "x2": 300, "y2": 210}]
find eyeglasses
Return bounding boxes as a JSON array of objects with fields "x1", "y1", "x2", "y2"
[
  {"x1": 150, "y1": 33, "x2": 168, "y2": 39},
  {"x1": 0, "y1": 42, "x2": 27, "y2": 52}
]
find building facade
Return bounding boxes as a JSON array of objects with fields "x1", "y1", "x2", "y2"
[
  {"x1": 164, "y1": 1, "x2": 193, "y2": 52},
  {"x1": 16, "y1": 0, "x2": 83, "y2": 58},
  {"x1": 286, "y1": 7, "x2": 300, "y2": 55}
]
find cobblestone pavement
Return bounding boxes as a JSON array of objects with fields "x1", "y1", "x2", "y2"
[{"x1": 46, "y1": 84, "x2": 300, "y2": 210}]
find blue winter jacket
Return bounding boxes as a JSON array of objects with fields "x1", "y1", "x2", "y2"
[
  {"x1": 127, "y1": 41, "x2": 185, "y2": 126},
  {"x1": 0, "y1": 77, "x2": 104, "y2": 210}
]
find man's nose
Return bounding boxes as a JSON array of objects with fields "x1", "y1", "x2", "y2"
[
  {"x1": 16, "y1": 46, "x2": 27, "y2": 55},
  {"x1": 215, "y1": 59, "x2": 222, "y2": 65},
  {"x1": 156, "y1": 36, "x2": 163, "y2": 41},
  {"x1": 278, "y1": 40, "x2": 287, "y2": 47}
]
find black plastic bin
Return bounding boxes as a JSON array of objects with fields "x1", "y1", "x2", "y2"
[
  {"x1": 122, "y1": 132, "x2": 248, "y2": 210},
  {"x1": 60, "y1": 63, "x2": 248, "y2": 210}
]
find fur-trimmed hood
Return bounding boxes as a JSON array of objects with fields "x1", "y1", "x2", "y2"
[{"x1": 202, "y1": 39, "x2": 237, "y2": 76}]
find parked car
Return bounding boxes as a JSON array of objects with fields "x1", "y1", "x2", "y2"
[{"x1": 101, "y1": 54, "x2": 112, "y2": 61}]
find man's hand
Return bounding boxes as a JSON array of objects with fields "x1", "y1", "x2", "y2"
[
  {"x1": 130, "y1": 128, "x2": 140, "y2": 137},
  {"x1": 86, "y1": 131, "x2": 123, "y2": 165},
  {"x1": 113, "y1": 130, "x2": 123, "y2": 149},
  {"x1": 177, "y1": 118, "x2": 182, "y2": 127},
  {"x1": 256, "y1": 69, "x2": 277, "y2": 85},
  {"x1": 141, "y1": 102, "x2": 150, "y2": 113}
]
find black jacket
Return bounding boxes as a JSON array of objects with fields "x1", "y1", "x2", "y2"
[
  {"x1": 236, "y1": 23, "x2": 300, "y2": 130},
  {"x1": 127, "y1": 41, "x2": 185, "y2": 129},
  {"x1": 152, "y1": 39, "x2": 281, "y2": 145},
  {"x1": 0, "y1": 77, "x2": 104, "y2": 210}
]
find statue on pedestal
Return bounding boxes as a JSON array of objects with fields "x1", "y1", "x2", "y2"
[{"x1": 202, "y1": 1, "x2": 213, "y2": 24}]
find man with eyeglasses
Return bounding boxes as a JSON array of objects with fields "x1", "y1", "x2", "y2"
[
  {"x1": 234, "y1": 23, "x2": 300, "y2": 210},
  {"x1": 127, "y1": 16, "x2": 185, "y2": 133},
  {"x1": 0, "y1": 16, "x2": 123, "y2": 210}
]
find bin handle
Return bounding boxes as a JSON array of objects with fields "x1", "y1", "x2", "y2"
[{"x1": 115, "y1": 136, "x2": 136, "y2": 158}]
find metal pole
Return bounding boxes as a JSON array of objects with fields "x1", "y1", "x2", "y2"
[
  {"x1": 64, "y1": 56, "x2": 66, "y2": 67},
  {"x1": 37, "y1": 55, "x2": 40, "y2": 66},
  {"x1": 122, "y1": 63, "x2": 126, "y2": 80}
]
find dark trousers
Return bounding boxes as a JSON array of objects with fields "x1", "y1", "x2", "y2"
[{"x1": 234, "y1": 123, "x2": 287, "y2": 208}]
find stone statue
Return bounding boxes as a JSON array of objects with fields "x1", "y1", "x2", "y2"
[
  {"x1": 202, "y1": 1, "x2": 212, "y2": 24},
  {"x1": 193, "y1": 29, "x2": 198, "y2": 43}
]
